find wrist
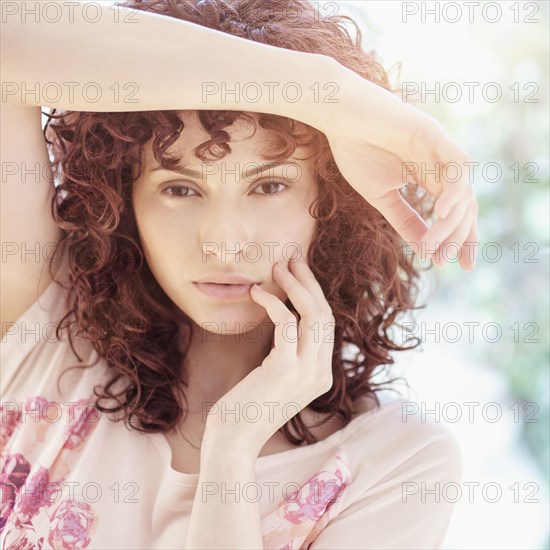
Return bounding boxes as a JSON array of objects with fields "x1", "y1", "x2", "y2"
[
  {"x1": 285, "y1": 51, "x2": 347, "y2": 133},
  {"x1": 201, "y1": 422, "x2": 261, "y2": 463},
  {"x1": 318, "y1": 54, "x2": 350, "y2": 132}
]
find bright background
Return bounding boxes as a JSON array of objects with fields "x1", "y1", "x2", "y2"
[
  {"x1": 41, "y1": 1, "x2": 549, "y2": 547},
  {"x1": 328, "y1": 0, "x2": 549, "y2": 548}
]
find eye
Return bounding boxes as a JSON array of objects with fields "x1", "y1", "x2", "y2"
[
  {"x1": 160, "y1": 180, "x2": 290, "y2": 199},
  {"x1": 253, "y1": 180, "x2": 289, "y2": 196},
  {"x1": 161, "y1": 184, "x2": 199, "y2": 199}
]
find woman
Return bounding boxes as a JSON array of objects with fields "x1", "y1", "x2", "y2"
[{"x1": 1, "y1": 0, "x2": 478, "y2": 548}]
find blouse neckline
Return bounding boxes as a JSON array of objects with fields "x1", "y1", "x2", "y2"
[{"x1": 153, "y1": 396, "x2": 403, "y2": 486}]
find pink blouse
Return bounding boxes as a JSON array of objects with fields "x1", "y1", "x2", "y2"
[{"x1": 1, "y1": 278, "x2": 462, "y2": 549}]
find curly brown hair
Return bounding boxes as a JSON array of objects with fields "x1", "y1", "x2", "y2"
[{"x1": 44, "y1": 0, "x2": 433, "y2": 446}]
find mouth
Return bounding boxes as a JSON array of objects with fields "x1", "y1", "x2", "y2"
[{"x1": 193, "y1": 282, "x2": 255, "y2": 300}]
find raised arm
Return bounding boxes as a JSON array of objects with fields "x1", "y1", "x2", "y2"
[
  {"x1": 1, "y1": 0, "x2": 476, "y2": 347},
  {"x1": 0, "y1": 0, "x2": 470, "y2": 269},
  {"x1": 0, "y1": 0, "x2": 340, "y2": 340},
  {"x1": 1, "y1": 0, "x2": 336, "y2": 125}
]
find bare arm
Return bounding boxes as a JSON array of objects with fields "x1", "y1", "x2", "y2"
[
  {"x1": 0, "y1": 0, "x2": 341, "y2": 340},
  {"x1": 1, "y1": 0, "x2": 338, "y2": 127},
  {"x1": 185, "y1": 428, "x2": 263, "y2": 549}
]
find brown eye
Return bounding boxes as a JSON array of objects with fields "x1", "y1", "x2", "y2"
[
  {"x1": 254, "y1": 181, "x2": 289, "y2": 195},
  {"x1": 162, "y1": 184, "x2": 198, "y2": 198}
]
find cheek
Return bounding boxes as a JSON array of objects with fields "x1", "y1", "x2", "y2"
[
  {"x1": 276, "y1": 201, "x2": 317, "y2": 249},
  {"x1": 133, "y1": 195, "x2": 194, "y2": 273}
]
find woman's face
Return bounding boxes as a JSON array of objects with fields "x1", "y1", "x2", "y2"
[{"x1": 132, "y1": 111, "x2": 318, "y2": 334}]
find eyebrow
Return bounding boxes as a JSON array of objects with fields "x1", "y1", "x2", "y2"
[{"x1": 150, "y1": 161, "x2": 296, "y2": 180}]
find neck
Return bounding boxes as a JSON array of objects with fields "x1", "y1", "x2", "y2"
[{"x1": 177, "y1": 320, "x2": 274, "y2": 415}]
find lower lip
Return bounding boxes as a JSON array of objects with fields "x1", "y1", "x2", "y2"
[{"x1": 193, "y1": 282, "x2": 254, "y2": 300}]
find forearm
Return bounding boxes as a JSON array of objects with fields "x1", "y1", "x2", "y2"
[
  {"x1": 185, "y1": 429, "x2": 263, "y2": 549},
  {"x1": 1, "y1": 0, "x2": 337, "y2": 128}
]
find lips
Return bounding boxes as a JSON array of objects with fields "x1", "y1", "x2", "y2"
[
  {"x1": 194, "y1": 274, "x2": 258, "y2": 285},
  {"x1": 193, "y1": 282, "x2": 254, "y2": 300}
]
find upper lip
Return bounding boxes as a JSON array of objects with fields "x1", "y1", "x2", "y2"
[{"x1": 194, "y1": 274, "x2": 258, "y2": 285}]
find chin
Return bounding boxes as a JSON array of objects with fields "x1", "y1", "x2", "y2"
[{"x1": 177, "y1": 299, "x2": 270, "y2": 335}]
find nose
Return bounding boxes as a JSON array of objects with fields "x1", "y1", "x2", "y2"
[{"x1": 199, "y1": 197, "x2": 254, "y2": 262}]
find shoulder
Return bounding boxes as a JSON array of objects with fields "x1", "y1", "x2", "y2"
[
  {"x1": 0, "y1": 269, "x2": 109, "y2": 403},
  {"x1": 1, "y1": 276, "x2": 70, "y2": 385},
  {"x1": 304, "y1": 398, "x2": 464, "y2": 549},
  {"x1": 342, "y1": 396, "x2": 463, "y2": 483},
  {"x1": 1, "y1": 248, "x2": 72, "y2": 350}
]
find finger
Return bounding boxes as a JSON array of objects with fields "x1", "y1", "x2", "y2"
[
  {"x1": 272, "y1": 261, "x2": 322, "y2": 358},
  {"x1": 435, "y1": 206, "x2": 477, "y2": 266},
  {"x1": 433, "y1": 207, "x2": 479, "y2": 270},
  {"x1": 459, "y1": 216, "x2": 479, "y2": 271},
  {"x1": 287, "y1": 252, "x2": 329, "y2": 307},
  {"x1": 421, "y1": 196, "x2": 472, "y2": 258},
  {"x1": 316, "y1": 314, "x2": 336, "y2": 374},
  {"x1": 431, "y1": 209, "x2": 475, "y2": 267},
  {"x1": 288, "y1": 258, "x2": 336, "y2": 362},
  {"x1": 249, "y1": 285, "x2": 297, "y2": 359},
  {"x1": 433, "y1": 170, "x2": 473, "y2": 219},
  {"x1": 369, "y1": 190, "x2": 429, "y2": 253}
]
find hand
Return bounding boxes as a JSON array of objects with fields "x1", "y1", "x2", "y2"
[
  {"x1": 203, "y1": 252, "x2": 335, "y2": 458},
  {"x1": 320, "y1": 63, "x2": 479, "y2": 271}
]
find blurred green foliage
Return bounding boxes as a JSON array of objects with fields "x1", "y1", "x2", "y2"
[
  {"x1": 344, "y1": 0, "x2": 549, "y2": 486},
  {"x1": 427, "y1": 2, "x2": 549, "y2": 487}
]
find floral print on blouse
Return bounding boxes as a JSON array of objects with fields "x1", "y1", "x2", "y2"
[
  {"x1": 1, "y1": 394, "x2": 352, "y2": 550},
  {"x1": 1, "y1": 396, "x2": 101, "y2": 549}
]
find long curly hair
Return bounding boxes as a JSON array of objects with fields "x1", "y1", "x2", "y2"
[{"x1": 44, "y1": 0, "x2": 433, "y2": 445}]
